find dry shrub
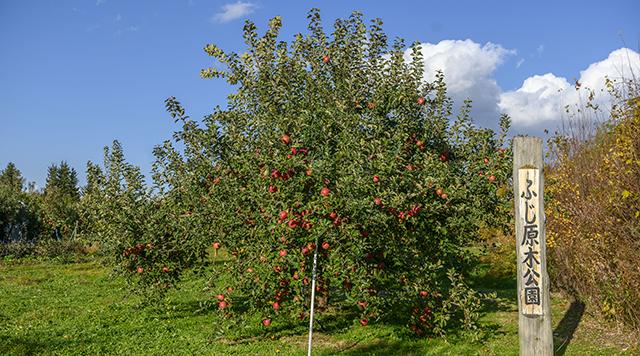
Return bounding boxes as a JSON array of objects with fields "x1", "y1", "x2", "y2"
[
  {"x1": 545, "y1": 58, "x2": 640, "y2": 330},
  {"x1": 481, "y1": 233, "x2": 517, "y2": 280},
  {"x1": 1, "y1": 238, "x2": 87, "y2": 261}
]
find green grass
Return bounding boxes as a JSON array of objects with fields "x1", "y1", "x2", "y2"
[{"x1": 0, "y1": 252, "x2": 637, "y2": 355}]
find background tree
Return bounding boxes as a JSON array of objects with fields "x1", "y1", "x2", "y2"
[
  {"x1": 40, "y1": 161, "x2": 82, "y2": 240},
  {"x1": 0, "y1": 162, "x2": 25, "y2": 195},
  {"x1": 45, "y1": 161, "x2": 80, "y2": 201},
  {"x1": 85, "y1": 141, "x2": 206, "y2": 305},
  {"x1": 0, "y1": 162, "x2": 40, "y2": 242}
]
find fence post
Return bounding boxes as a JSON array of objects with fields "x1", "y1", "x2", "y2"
[{"x1": 513, "y1": 137, "x2": 554, "y2": 355}]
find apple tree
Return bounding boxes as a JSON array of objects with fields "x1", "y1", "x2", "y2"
[
  {"x1": 152, "y1": 9, "x2": 512, "y2": 337},
  {"x1": 84, "y1": 141, "x2": 210, "y2": 305}
]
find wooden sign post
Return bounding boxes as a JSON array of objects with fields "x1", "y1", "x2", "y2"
[{"x1": 513, "y1": 137, "x2": 553, "y2": 355}]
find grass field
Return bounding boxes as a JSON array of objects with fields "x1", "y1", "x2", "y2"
[{"x1": 0, "y1": 251, "x2": 638, "y2": 355}]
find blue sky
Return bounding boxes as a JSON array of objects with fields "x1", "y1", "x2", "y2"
[{"x1": 1, "y1": 0, "x2": 639, "y2": 189}]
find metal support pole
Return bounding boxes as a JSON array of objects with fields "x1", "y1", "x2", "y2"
[{"x1": 307, "y1": 237, "x2": 319, "y2": 356}]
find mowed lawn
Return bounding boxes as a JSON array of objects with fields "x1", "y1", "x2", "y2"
[{"x1": 0, "y1": 254, "x2": 636, "y2": 356}]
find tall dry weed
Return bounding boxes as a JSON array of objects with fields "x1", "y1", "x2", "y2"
[{"x1": 545, "y1": 52, "x2": 640, "y2": 331}]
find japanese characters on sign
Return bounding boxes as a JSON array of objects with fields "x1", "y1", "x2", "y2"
[{"x1": 519, "y1": 168, "x2": 543, "y2": 315}]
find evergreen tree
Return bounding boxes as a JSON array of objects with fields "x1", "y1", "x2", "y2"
[
  {"x1": 0, "y1": 162, "x2": 41, "y2": 241},
  {"x1": 45, "y1": 161, "x2": 79, "y2": 201},
  {"x1": 0, "y1": 162, "x2": 25, "y2": 194}
]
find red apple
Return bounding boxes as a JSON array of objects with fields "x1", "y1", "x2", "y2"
[
  {"x1": 214, "y1": 177, "x2": 220, "y2": 184},
  {"x1": 213, "y1": 242, "x2": 221, "y2": 249},
  {"x1": 273, "y1": 302, "x2": 280, "y2": 310},
  {"x1": 162, "y1": 267, "x2": 170, "y2": 273},
  {"x1": 418, "y1": 98, "x2": 425, "y2": 105},
  {"x1": 323, "y1": 56, "x2": 329, "y2": 63},
  {"x1": 420, "y1": 291, "x2": 428, "y2": 297},
  {"x1": 329, "y1": 211, "x2": 337, "y2": 219},
  {"x1": 263, "y1": 319, "x2": 271, "y2": 326},
  {"x1": 279, "y1": 249, "x2": 287, "y2": 257},
  {"x1": 282, "y1": 135, "x2": 290, "y2": 144},
  {"x1": 271, "y1": 170, "x2": 280, "y2": 179},
  {"x1": 441, "y1": 193, "x2": 447, "y2": 199},
  {"x1": 417, "y1": 140, "x2": 422, "y2": 146},
  {"x1": 489, "y1": 175, "x2": 496, "y2": 181},
  {"x1": 306, "y1": 169, "x2": 312, "y2": 176},
  {"x1": 357, "y1": 301, "x2": 367, "y2": 308},
  {"x1": 279, "y1": 211, "x2": 288, "y2": 220},
  {"x1": 374, "y1": 198, "x2": 381, "y2": 205},
  {"x1": 484, "y1": 158, "x2": 489, "y2": 163},
  {"x1": 219, "y1": 301, "x2": 227, "y2": 309},
  {"x1": 137, "y1": 267, "x2": 144, "y2": 273},
  {"x1": 498, "y1": 148, "x2": 504, "y2": 153},
  {"x1": 201, "y1": 198, "x2": 207, "y2": 203},
  {"x1": 372, "y1": 175, "x2": 380, "y2": 182},
  {"x1": 360, "y1": 318, "x2": 369, "y2": 326},
  {"x1": 361, "y1": 230, "x2": 369, "y2": 238},
  {"x1": 436, "y1": 188, "x2": 443, "y2": 195},
  {"x1": 378, "y1": 262, "x2": 386, "y2": 269},
  {"x1": 320, "y1": 188, "x2": 330, "y2": 197},
  {"x1": 291, "y1": 147, "x2": 297, "y2": 155},
  {"x1": 322, "y1": 241, "x2": 330, "y2": 250},
  {"x1": 269, "y1": 185, "x2": 277, "y2": 193},
  {"x1": 368, "y1": 102, "x2": 375, "y2": 109}
]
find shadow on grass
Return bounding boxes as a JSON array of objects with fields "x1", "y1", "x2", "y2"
[
  {"x1": 316, "y1": 338, "x2": 474, "y2": 356},
  {"x1": 553, "y1": 301, "x2": 585, "y2": 355},
  {"x1": 0, "y1": 333, "x2": 85, "y2": 355}
]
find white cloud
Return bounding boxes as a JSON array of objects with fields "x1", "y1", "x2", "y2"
[
  {"x1": 96, "y1": 0, "x2": 106, "y2": 5},
  {"x1": 115, "y1": 26, "x2": 138, "y2": 35},
  {"x1": 409, "y1": 40, "x2": 516, "y2": 123},
  {"x1": 578, "y1": 48, "x2": 639, "y2": 93},
  {"x1": 210, "y1": 1, "x2": 257, "y2": 23},
  {"x1": 498, "y1": 74, "x2": 570, "y2": 126},
  {"x1": 537, "y1": 45, "x2": 544, "y2": 56},
  {"x1": 499, "y1": 48, "x2": 640, "y2": 127},
  {"x1": 404, "y1": 39, "x2": 639, "y2": 136},
  {"x1": 115, "y1": 14, "x2": 121, "y2": 22}
]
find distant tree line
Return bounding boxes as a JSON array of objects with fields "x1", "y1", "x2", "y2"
[{"x1": 0, "y1": 160, "x2": 87, "y2": 243}]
